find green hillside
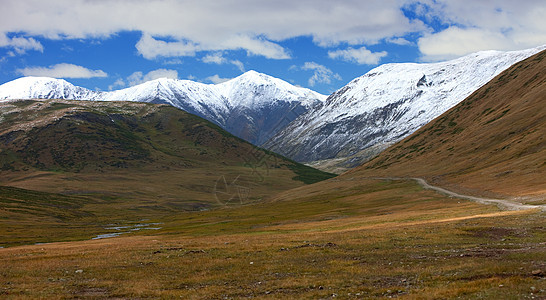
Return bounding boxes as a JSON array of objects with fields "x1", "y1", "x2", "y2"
[{"x1": 0, "y1": 99, "x2": 335, "y2": 245}]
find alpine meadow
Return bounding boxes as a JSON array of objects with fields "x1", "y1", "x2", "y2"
[{"x1": 0, "y1": 1, "x2": 545, "y2": 299}]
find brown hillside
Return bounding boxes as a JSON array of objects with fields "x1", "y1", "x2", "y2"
[
  {"x1": 348, "y1": 49, "x2": 546, "y2": 198},
  {"x1": 0, "y1": 100, "x2": 334, "y2": 214}
]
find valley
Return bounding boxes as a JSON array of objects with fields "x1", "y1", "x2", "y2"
[
  {"x1": 0, "y1": 48, "x2": 544, "y2": 299},
  {"x1": 0, "y1": 99, "x2": 334, "y2": 247},
  {"x1": 0, "y1": 178, "x2": 543, "y2": 298}
]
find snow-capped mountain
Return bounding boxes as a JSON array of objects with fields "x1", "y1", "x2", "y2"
[
  {"x1": 0, "y1": 71, "x2": 326, "y2": 145},
  {"x1": 264, "y1": 45, "x2": 546, "y2": 172}
]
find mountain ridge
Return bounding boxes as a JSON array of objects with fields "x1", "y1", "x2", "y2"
[
  {"x1": 264, "y1": 45, "x2": 546, "y2": 173},
  {"x1": 347, "y1": 48, "x2": 546, "y2": 198},
  {"x1": 0, "y1": 71, "x2": 326, "y2": 145},
  {"x1": 2, "y1": 46, "x2": 544, "y2": 168}
]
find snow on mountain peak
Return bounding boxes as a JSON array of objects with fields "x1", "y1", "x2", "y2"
[
  {"x1": 216, "y1": 70, "x2": 326, "y2": 108},
  {"x1": 0, "y1": 76, "x2": 95, "y2": 100},
  {"x1": 265, "y1": 45, "x2": 546, "y2": 169},
  {"x1": 0, "y1": 71, "x2": 325, "y2": 145}
]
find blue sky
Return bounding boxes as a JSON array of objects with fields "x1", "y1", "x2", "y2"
[{"x1": 1, "y1": 0, "x2": 545, "y2": 95}]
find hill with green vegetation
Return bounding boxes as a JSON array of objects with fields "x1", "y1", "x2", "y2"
[{"x1": 0, "y1": 99, "x2": 334, "y2": 245}]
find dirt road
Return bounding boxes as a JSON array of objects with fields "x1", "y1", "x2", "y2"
[
  {"x1": 410, "y1": 177, "x2": 546, "y2": 212},
  {"x1": 339, "y1": 176, "x2": 546, "y2": 212}
]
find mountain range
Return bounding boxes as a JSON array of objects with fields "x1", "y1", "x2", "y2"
[
  {"x1": 265, "y1": 46, "x2": 545, "y2": 172},
  {"x1": 0, "y1": 46, "x2": 544, "y2": 173},
  {"x1": 1, "y1": 44, "x2": 545, "y2": 299},
  {"x1": 0, "y1": 71, "x2": 325, "y2": 145}
]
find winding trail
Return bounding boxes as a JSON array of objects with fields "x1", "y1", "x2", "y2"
[
  {"x1": 409, "y1": 177, "x2": 545, "y2": 212},
  {"x1": 341, "y1": 176, "x2": 546, "y2": 212}
]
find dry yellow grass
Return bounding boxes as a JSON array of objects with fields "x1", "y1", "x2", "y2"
[{"x1": 1, "y1": 178, "x2": 544, "y2": 299}]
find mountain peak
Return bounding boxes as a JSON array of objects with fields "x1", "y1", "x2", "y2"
[
  {"x1": 265, "y1": 46, "x2": 544, "y2": 172},
  {"x1": 5, "y1": 76, "x2": 72, "y2": 88},
  {"x1": 216, "y1": 70, "x2": 325, "y2": 109},
  {"x1": 0, "y1": 76, "x2": 93, "y2": 100},
  {"x1": 223, "y1": 70, "x2": 281, "y2": 87},
  {"x1": 0, "y1": 71, "x2": 325, "y2": 146}
]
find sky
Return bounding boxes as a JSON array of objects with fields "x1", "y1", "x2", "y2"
[{"x1": 0, "y1": 0, "x2": 545, "y2": 95}]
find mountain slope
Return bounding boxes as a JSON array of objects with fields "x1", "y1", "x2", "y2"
[
  {"x1": 0, "y1": 99, "x2": 334, "y2": 210},
  {"x1": 348, "y1": 49, "x2": 546, "y2": 198},
  {"x1": 0, "y1": 71, "x2": 325, "y2": 145},
  {"x1": 265, "y1": 46, "x2": 545, "y2": 173}
]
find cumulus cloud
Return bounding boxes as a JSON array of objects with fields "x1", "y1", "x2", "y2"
[
  {"x1": 328, "y1": 47, "x2": 387, "y2": 65},
  {"x1": 202, "y1": 52, "x2": 245, "y2": 72},
  {"x1": 135, "y1": 33, "x2": 289, "y2": 61},
  {"x1": 136, "y1": 34, "x2": 198, "y2": 60},
  {"x1": 0, "y1": 0, "x2": 421, "y2": 59},
  {"x1": 219, "y1": 35, "x2": 291, "y2": 59},
  {"x1": 2, "y1": 1, "x2": 545, "y2": 62},
  {"x1": 17, "y1": 63, "x2": 107, "y2": 78},
  {"x1": 202, "y1": 53, "x2": 226, "y2": 65},
  {"x1": 418, "y1": 27, "x2": 510, "y2": 61},
  {"x1": 206, "y1": 74, "x2": 232, "y2": 84},
  {"x1": 413, "y1": 0, "x2": 546, "y2": 61},
  {"x1": 126, "y1": 69, "x2": 178, "y2": 86},
  {"x1": 299, "y1": 62, "x2": 342, "y2": 87},
  {"x1": 162, "y1": 58, "x2": 183, "y2": 65},
  {"x1": 0, "y1": 33, "x2": 43, "y2": 55}
]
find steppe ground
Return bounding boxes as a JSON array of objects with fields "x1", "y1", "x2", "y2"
[{"x1": 1, "y1": 178, "x2": 544, "y2": 299}]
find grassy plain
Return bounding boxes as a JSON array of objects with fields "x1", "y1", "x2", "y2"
[{"x1": 1, "y1": 178, "x2": 544, "y2": 299}]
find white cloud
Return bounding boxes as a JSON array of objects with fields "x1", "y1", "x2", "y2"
[
  {"x1": 219, "y1": 35, "x2": 291, "y2": 59},
  {"x1": 230, "y1": 60, "x2": 245, "y2": 72},
  {"x1": 0, "y1": 0, "x2": 422, "y2": 59},
  {"x1": 162, "y1": 58, "x2": 183, "y2": 65},
  {"x1": 17, "y1": 63, "x2": 107, "y2": 78},
  {"x1": 418, "y1": 27, "x2": 510, "y2": 61},
  {"x1": 206, "y1": 74, "x2": 232, "y2": 84},
  {"x1": 387, "y1": 37, "x2": 412, "y2": 45},
  {"x1": 413, "y1": 0, "x2": 546, "y2": 61},
  {"x1": 300, "y1": 62, "x2": 342, "y2": 87},
  {"x1": 126, "y1": 69, "x2": 178, "y2": 86},
  {"x1": 108, "y1": 78, "x2": 125, "y2": 91},
  {"x1": 136, "y1": 33, "x2": 289, "y2": 61},
  {"x1": 202, "y1": 52, "x2": 245, "y2": 72},
  {"x1": 328, "y1": 47, "x2": 387, "y2": 65},
  {"x1": 202, "y1": 53, "x2": 226, "y2": 65},
  {"x1": 0, "y1": 33, "x2": 43, "y2": 55},
  {"x1": 136, "y1": 34, "x2": 198, "y2": 60}
]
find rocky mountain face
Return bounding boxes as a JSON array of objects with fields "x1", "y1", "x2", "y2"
[
  {"x1": 264, "y1": 46, "x2": 545, "y2": 173},
  {"x1": 0, "y1": 71, "x2": 325, "y2": 145}
]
